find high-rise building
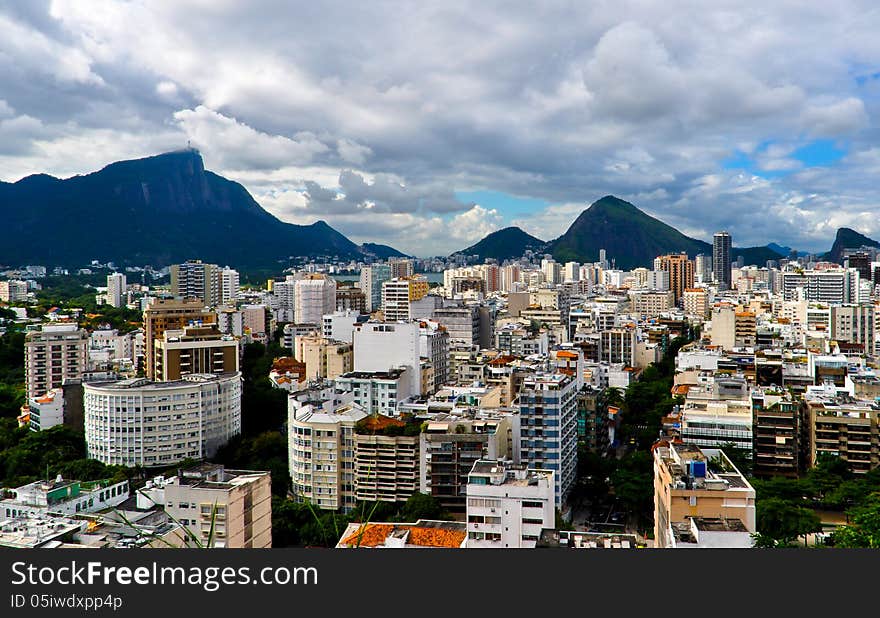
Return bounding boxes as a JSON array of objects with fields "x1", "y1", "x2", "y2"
[
  {"x1": 695, "y1": 253, "x2": 712, "y2": 283},
  {"x1": 153, "y1": 325, "x2": 239, "y2": 381},
  {"x1": 380, "y1": 276, "x2": 429, "y2": 322},
  {"x1": 143, "y1": 299, "x2": 217, "y2": 380},
  {"x1": 419, "y1": 320, "x2": 449, "y2": 392},
  {"x1": 388, "y1": 258, "x2": 415, "y2": 279},
  {"x1": 0, "y1": 279, "x2": 28, "y2": 303},
  {"x1": 336, "y1": 286, "x2": 366, "y2": 313},
  {"x1": 780, "y1": 269, "x2": 860, "y2": 304},
  {"x1": 288, "y1": 395, "x2": 367, "y2": 511},
  {"x1": 219, "y1": 268, "x2": 240, "y2": 305},
  {"x1": 171, "y1": 260, "x2": 221, "y2": 305},
  {"x1": 683, "y1": 288, "x2": 709, "y2": 319},
  {"x1": 655, "y1": 253, "x2": 694, "y2": 303},
  {"x1": 84, "y1": 373, "x2": 242, "y2": 467},
  {"x1": 359, "y1": 264, "x2": 391, "y2": 313},
  {"x1": 518, "y1": 373, "x2": 578, "y2": 508},
  {"x1": 272, "y1": 275, "x2": 298, "y2": 322},
  {"x1": 845, "y1": 251, "x2": 873, "y2": 282},
  {"x1": 24, "y1": 324, "x2": 88, "y2": 400},
  {"x1": 106, "y1": 273, "x2": 127, "y2": 308},
  {"x1": 353, "y1": 322, "x2": 421, "y2": 395},
  {"x1": 295, "y1": 274, "x2": 337, "y2": 326},
  {"x1": 293, "y1": 334, "x2": 353, "y2": 380},
  {"x1": 465, "y1": 460, "x2": 555, "y2": 548},
  {"x1": 713, "y1": 232, "x2": 732, "y2": 290}
]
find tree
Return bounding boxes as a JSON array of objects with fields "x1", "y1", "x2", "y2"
[
  {"x1": 756, "y1": 497, "x2": 822, "y2": 547},
  {"x1": 397, "y1": 492, "x2": 447, "y2": 522},
  {"x1": 830, "y1": 494, "x2": 880, "y2": 548}
]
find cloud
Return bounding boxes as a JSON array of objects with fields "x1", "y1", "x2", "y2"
[
  {"x1": 172, "y1": 105, "x2": 329, "y2": 169},
  {"x1": 1, "y1": 2, "x2": 879, "y2": 255}
]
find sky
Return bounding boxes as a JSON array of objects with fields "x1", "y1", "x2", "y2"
[{"x1": 2, "y1": 1, "x2": 880, "y2": 257}]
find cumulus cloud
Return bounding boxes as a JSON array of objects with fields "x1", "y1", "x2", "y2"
[
  {"x1": 172, "y1": 106, "x2": 329, "y2": 170},
  {"x1": 1, "y1": 2, "x2": 880, "y2": 254}
]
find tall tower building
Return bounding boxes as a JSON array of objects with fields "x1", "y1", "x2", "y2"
[
  {"x1": 171, "y1": 260, "x2": 221, "y2": 305},
  {"x1": 359, "y1": 264, "x2": 391, "y2": 313},
  {"x1": 218, "y1": 268, "x2": 240, "y2": 305},
  {"x1": 713, "y1": 232, "x2": 732, "y2": 291},
  {"x1": 106, "y1": 272, "x2": 127, "y2": 308},
  {"x1": 388, "y1": 258, "x2": 414, "y2": 279},
  {"x1": 143, "y1": 298, "x2": 217, "y2": 380},
  {"x1": 655, "y1": 253, "x2": 694, "y2": 303}
]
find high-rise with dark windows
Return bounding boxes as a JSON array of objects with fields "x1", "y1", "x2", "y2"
[{"x1": 713, "y1": 231, "x2": 732, "y2": 290}]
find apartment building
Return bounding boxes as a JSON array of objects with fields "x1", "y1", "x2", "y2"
[
  {"x1": 153, "y1": 325, "x2": 239, "y2": 381},
  {"x1": 353, "y1": 415, "x2": 420, "y2": 504},
  {"x1": 83, "y1": 373, "x2": 242, "y2": 467},
  {"x1": 420, "y1": 412, "x2": 520, "y2": 515},
  {"x1": 106, "y1": 272, "x2": 127, "y2": 308},
  {"x1": 25, "y1": 324, "x2": 88, "y2": 400},
  {"x1": 353, "y1": 321, "x2": 422, "y2": 395},
  {"x1": 466, "y1": 459, "x2": 555, "y2": 548},
  {"x1": 295, "y1": 274, "x2": 337, "y2": 326},
  {"x1": 518, "y1": 373, "x2": 578, "y2": 508},
  {"x1": 170, "y1": 260, "x2": 221, "y2": 305},
  {"x1": 652, "y1": 442, "x2": 755, "y2": 548},
  {"x1": 293, "y1": 334, "x2": 353, "y2": 380},
  {"x1": 750, "y1": 387, "x2": 805, "y2": 478},
  {"x1": 143, "y1": 298, "x2": 216, "y2": 380},
  {"x1": 805, "y1": 387, "x2": 880, "y2": 474},
  {"x1": 158, "y1": 464, "x2": 271, "y2": 548},
  {"x1": 288, "y1": 393, "x2": 366, "y2": 511}
]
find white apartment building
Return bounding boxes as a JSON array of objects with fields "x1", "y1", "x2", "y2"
[
  {"x1": 335, "y1": 369, "x2": 413, "y2": 416},
  {"x1": 466, "y1": 460, "x2": 555, "y2": 548},
  {"x1": 84, "y1": 373, "x2": 242, "y2": 467},
  {"x1": 780, "y1": 268, "x2": 860, "y2": 304},
  {"x1": 106, "y1": 273, "x2": 127, "y2": 308},
  {"x1": 25, "y1": 388, "x2": 64, "y2": 431},
  {"x1": 25, "y1": 324, "x2": 89, "y2": 400},
  {"x1": 219, "y1": 268, "x2": 240, "y2": 305},
  {"x1": 419, "y1": 320, "x2": 449, "y2": 392},
  {"x1": 322, "y1": 309, "x2": 362, "y2": 343},
  {"x1": 353, "y1": 321, "x2": 422, "y2": 395}
]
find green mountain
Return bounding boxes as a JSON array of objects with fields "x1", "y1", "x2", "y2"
[
  {"x1": 548, "y1": 195, "x2": 784, "y2": 269},
  {"x1": 455, "y1": 226, "x2": 548, "y2": 261},
  {"x1": 824, "y1": 227, "x2": 880, "y2": 263},
  {"x1": 0, "y1": 149, "x2": 375, "y2": 269}
]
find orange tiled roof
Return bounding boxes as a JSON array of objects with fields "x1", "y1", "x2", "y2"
[
  {"x1": 671, "y1": 384, "x2": 690, "y2": 396},
  {"x1": 341, "y1": 524, "x2": 465, "y2": 548},
  {"x1": 359, "y1": 414, "x2": 405, "y2": 432}
]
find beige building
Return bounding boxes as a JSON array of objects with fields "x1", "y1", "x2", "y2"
[
  {"x1": 143, "y1": 299, "x2": 216, "y2": 380},
  {"x1": 354, "y1": 416, "x2": 420, "y2": 504},
  {"x1": 170, "y1": 260, "x2": 221, "y2": 306},
  {"x1": 153, "y1": 325, "x2": 239, "y2": 381},
  {"x1": 709, "y1": 305, "x2": 754, "y2": 350},
  {"x1": 288, "y1": 394, "x2": 367, "y2": 511},
  {"x1": 24, "y1": 324, "x2": 88, "y2": 400},
  {"x1": 653, "y1": 441, "x2": 756, "y2": 548},
  {"x1": 683, "y1": 288, "x2": 709, "y2": 319},
  {"x1": 631, "y1": 290, "x2": 675, "y2": 317},
  {"x1": 160, "y1": 464, "x2": 272, "y2": 548},
  {"x1": 293, "y1": 334, "x2": 353, "y2": 380},
  {"x1": 0, "y1": 279, "x2": 28, "y2": 303}
]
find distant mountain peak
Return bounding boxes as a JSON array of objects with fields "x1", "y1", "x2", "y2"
[
  {"x1": 454, "y1": 226, "x2": 547, "y2": 261},
  {"x1": 825, "y1": 226, "x2": 880, "y2": 262}
]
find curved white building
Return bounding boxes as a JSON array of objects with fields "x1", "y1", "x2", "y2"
[{"x1": 84, "y1": 373, "x2": 242, "y2": 467}]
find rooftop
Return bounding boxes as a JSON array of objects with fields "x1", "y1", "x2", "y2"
[{"x1": 337, "y1": 520, "x2": 467, "y2": 548}]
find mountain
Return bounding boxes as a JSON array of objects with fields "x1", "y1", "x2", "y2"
[
  {"x1": 546, "y1": 195, "x2": 784, "y2": 270},
  {"x1": 0, "y1": 149, "x2": 363, "y2": 269},
  {"x1": 549, "y1": 196, "x2": 707, "y2": 269},
  {"x1": 359, "y1": 243, "x2": 409, "y2": 259},
  {"x1": 824, "y1": 227, "x2": 880, "y2": 263},
  {"x1": 455, "y1": 226, "x2": 548, "y2": 261}
]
